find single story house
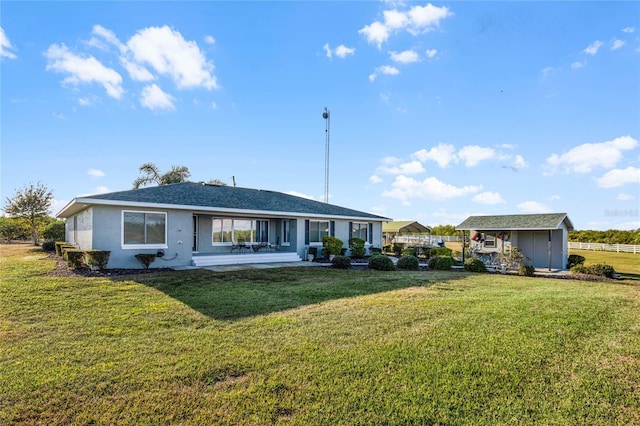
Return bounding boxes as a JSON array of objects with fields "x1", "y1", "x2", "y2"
[
  {"x1": 382, "y1": 221, "x2": 431, "y2": 246},
  {"x1": 456, "y1": 213, "x2": 574, "y2": 270},
  {"x1": 56, "y1": 182, "x2": 391, "y2": 269}
]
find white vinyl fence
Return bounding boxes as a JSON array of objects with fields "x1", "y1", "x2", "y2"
[
  {"x1": 569, "y1": 242, "x2": 640, "y2": 254},
  {"x1": 391, "y1": 235, "x2": 459, "y2": 246}
]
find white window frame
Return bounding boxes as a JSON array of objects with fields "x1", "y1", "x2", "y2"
[
  {"x1": 212, "y1": 218, "x2": 269, "y2": 246},
  {"x1": 309, "y1": 220, "x2": 330, "y2": 245},
  {"x1": 352, "y1": 222, "x2": 369, "y2": 242},
  {"x1": 282, "y1": 220, "x2": 291, "y2": 246},
  {"x1": 121, "y1": 210, "x2": 168, "y2": 250}
]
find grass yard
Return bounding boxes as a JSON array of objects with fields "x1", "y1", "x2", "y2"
[{"x1": 1, "y1": 244, "x2": 639, "y2": 425}]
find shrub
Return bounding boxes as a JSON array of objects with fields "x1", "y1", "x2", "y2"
[
  {"x1": 322, "y1": 236, "x2": 344, "y2": 257},
  {"x1": 571, "y1": 263, "x2": 616, "y2": 278},
  {"x1": 55, "y1": 241, "x2": 71, "y2": 256},
  {"x1": 41, "y1": 240, "x2": 55, "y2": 252},
  {"x1": 392, "y1": 243, "x2": 403, "y2": 256},
  {"x1": 430, "y1": 247, "x2": 453, "y2": 258},
  {"x1": 348, "y1": 238, "x2": 366, "y2": 258},
  {"x1": 369, "y1": 247, "x2": 382, "y2": 256},
  {"x1": 518, "y1": 264, "x2": 536, "y2": 276},
  {"x1": 567, "y1": 254, "x2": 586, "y2": 269},
  {"x1": 85, "y1": 250, "x2": 111, "y2": 270},
  {"x1": 135, "y1": 253, "x2": 156, "y2": 269},
  {"x1": 331, "y1": 255, "x2": 352, "y2": 269},
  {"x1": 429, "y1": 255, "x2": 455, "y2": 271},
  {"x1": 308, "y1": 247, "x2": 318, "y2": 260},
  {"x1": 382, "y1": 244, "x2": 392, "y2": 254},
  {"x1": 42, "y1": 220, "x2": 66, "y2": 242},
  {"x1": 61, "y1": 245, "x2": 76, "y2": 260},
  {"x1": 368, "y1": 255, "x2": 395, "y2": 271},
  {"x1": 464, "y1": 258, "x2": 487, "y2": 273},
  {"x1": 401, "y1": 247, "x2": 416, "y2": 257},
  {"x1": 66, "y1": 250, "x2": 85, "y2": 269},
  {"x1": 396, "y1": 255, "x2": 419, "y2": 271}
]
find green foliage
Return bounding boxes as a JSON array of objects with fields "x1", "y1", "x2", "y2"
[
  {"x1": 331, "y1": 255, "x2": 352, "y2": 269},
  {"x1": 464, "y1": 258, "x2": 487, "y2": 273},
  {"x1": 133, "y1": 163, "x2": 191, "y2": 189},
  {"x1": 42, "y1": 220, "x2": 65, "y2": 242},
  {"x1": 60, "y1": 245, "x2": 76, "y2": 260},
  {"x1": 0, "y1": 216, "x2": 30, "y2": 242},
  {"x1": 348, "y1": 238, "x2": 366, "y2": 258},
  {"x1": 392, "y1": 243, "x2": 403, "y2": 256},
  {"x1": 135, "y1": 253, "x2": 157, "y2": 269},
  {"x1": 430, "y1": 224, "x2": 457, "y2": 236},
  {"x1": 429, "y1": 255, "x2": 455, "y2": 270},
  {"x1": 41, "y1": 241, "x2": 55, "y2": 252},
  {"x1": 2, "y1": 182, "x2": 54, "y2": 245},
  {"x1": 567, "y1": 254, "x2": 586, "y2": 269},
  {"x1": 369, "y1": 247, "x2": 382, "y2": 256},
  {"x1": 569, "y1": 229, "x2": 640, "y2": 245},
  {"x1": 396, "y1": 255, "x2": 419, "y2": 271},
  {"x1": 368, "y1": 254, "x2": 395, "y2": 271},
  {"x1": 85, "y1": 250, "x2": 111, "y2": 270},
  {"x1": 308, "y1": 247, "x2": 318, "y2": 259},
  {"x1": 55, "y1": 241, "x2": 71, "y2": 256},
  {"x1": 571, "y1": 263, "x2": 616, "y2": 278},
  {"x1": 429, "y1": 247, "x2": 453, "y2": 258},
  {"x1": 401, "y1": 247, "x2": 415, "y2": 257},
  {"x1": 382, "y1": 244, "x2": 392, "y2": 254},
  {"x1": 322, "y1": 236, "x2": 343, "y2": 257},
  {"x1": 66, "y1": 250, "x2": 85, "y2": 269},
  {"x1": 518, "y1": 264, "x2": 536, "y2": 276}
]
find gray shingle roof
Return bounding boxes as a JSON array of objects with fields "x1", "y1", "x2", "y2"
[
  {"x1": 456, "y1": 213, "x2": 573, "y2": 231},
  {"x1": 59, "y1": 182, "x2": 389, "y2": 220}
]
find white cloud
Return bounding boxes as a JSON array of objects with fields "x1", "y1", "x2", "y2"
[
  {"x1": 611, "y1": 39, "x2": 625, "y2": 50},
  {"x1": 595, "y1": 166, "x2": 640, "y2": 188},
  {"x1": 127, "y1": 25, "x2": 218, "y2": 90},
  {"x1": 369, "y1": 65, "x2": 400, "y2": 81},
  {"x1": 45, "y1": 43, "x2": 124, "y2": 99},
  {"x1": 369, "y1": 175, "x2": 383, "y2": 184},
  {"x1": 571, "y1": 61, "x2": 584, "y2": 69},
  {"x1": 549, "y1": 194, "x2": 561, "y2": 201},
  {"x1": 616, "y1": 193, "x2": 636, "y2": 201},
  {"x1": 412, "y1": 143, "x2": 457, "y2": 168},
  {"x1": 389, "y1": 49, "x2": 419, "y2": 63},
  {"x1": 544, "y1": 136, "x2": 638, "y2": 175},
  {"x1": 508, "y1": 154, "x2": 527, "y2": 171},
  {"x1": 94, "y1": 186, "x2": 111, "y2": 194},
  {"x1": 382, "y1": 175, "x2": 481, "y2": 203},
  {"x1": 472, "y1": 191, "x2": 505, "y2": 205},
  {"x1": 87, "y1": 168, "x2": 105, "y2": 178},
  {"x1": 517, "y1": 201, "x2": 551, "y2": 214},
  {"x1": 583, "y1": 40, "x2": 603, "y2": 55},
  {"x1": 53, "y1": 112, "x2": 67, "y2": 120},
  {"x1": 359, "y1": 3, "x2": 453, "y2": 48},
  {"x1": 139, "y1": 83, "x2": 176, "y2": 111},
  {"x1": 377, "y1": 160, "x2": 425, "y2": 175},
  {"x1": 78, "y1": 97, "x2": 92, "y2": 106},
  {"x1": 286, "y1": 190, "x2": 316, "y2": 200},
  {"x1": 457, "y1": 145, "x2": 496, "y2": 167},
  {"x1": 204, "y1": 35, "x2": 215, "y2": 45},
  {"x1": 1, "y1": 27, "x2": 17, "y2": 59},
  {"x1": 621, "y1": 27, "x2": 636, "y2": 33},
  {"x1": 334, "y1": 44, "x2": 356, "y2": 58},
  {"x1": 425, "y1": 48, "x2": 438, "y2": 58}
]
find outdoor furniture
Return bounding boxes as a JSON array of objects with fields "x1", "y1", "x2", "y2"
[{"x1": 231, "y1": 239, "x2": 249, "y2": 253}]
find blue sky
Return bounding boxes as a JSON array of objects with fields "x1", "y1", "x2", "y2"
[{"x1": 2, "y1": 1, "x2": 639, "y2": 230}]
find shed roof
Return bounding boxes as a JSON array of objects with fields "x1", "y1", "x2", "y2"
[
  {"x1": 382, "y1": 221, "x2": 431, "y2": 234},
  {"x1": 57, "y1": 182, "x2": 390, "y2": 221},
  {"x1": 456, "y1": 213, "x2": 573, "y2": 231}
]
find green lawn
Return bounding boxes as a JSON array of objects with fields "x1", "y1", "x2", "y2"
[
  {"x1": 1, "y1": 244, "x2": 639, "y2": 425},
  {"x1": 570, "y1": 248, "x2": 640, "y2": 277}
]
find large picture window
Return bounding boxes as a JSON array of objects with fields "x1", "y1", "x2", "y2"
[
  {"x1": 122, "y1": 211, "x2": 167, "y2": 248},
  {"x1": 282, "y1": 220, "x2": 290, "y2": 245},
  {"x1": 309, "y1": 220, "x2": 329, "y2": 243},
  {"x1": 352, "y1": 222, "x2": 369, "y2": 241},
  {"x1": 212, "y1": 218, "x2": 269, "y2": 244}
]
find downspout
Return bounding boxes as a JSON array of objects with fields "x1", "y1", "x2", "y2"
[{"x1": 548, "y1": 230, "x2": 552, "y2": 272}]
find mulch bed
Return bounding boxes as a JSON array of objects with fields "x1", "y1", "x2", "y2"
[{"x1": 42, "y1": 253, "x2": 173, "y2": 278}]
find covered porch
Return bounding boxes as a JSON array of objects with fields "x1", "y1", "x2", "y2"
[{"x1": 192, "y1": 251, "x2": 303, "y2": 267}]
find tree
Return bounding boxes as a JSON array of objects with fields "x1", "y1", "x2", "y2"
[
  {"x1": 3, "y1": 182, "x2": 54, "y2": 245},
  {"x1": 132, "y1": 163, "x2": 191, "y2": 189},
  {"x1": 0, "y1": 217, "x2": 30, "y2": 242}
]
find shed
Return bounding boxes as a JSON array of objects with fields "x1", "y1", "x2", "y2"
[
  {"x1": 383, "y1": 221, "x2": 431, "y2": 246},
  {"x1": 456, "y1": 213, "x2": 574, "y2": 270}
]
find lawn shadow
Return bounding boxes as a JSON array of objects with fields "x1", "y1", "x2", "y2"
[{"x1": 126, "y1": 267, "x2": 469, "y2": 321}]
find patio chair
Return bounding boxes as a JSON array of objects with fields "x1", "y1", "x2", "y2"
[{"x1": 231, "y1": 238, "x2": 249, "y2": 253}]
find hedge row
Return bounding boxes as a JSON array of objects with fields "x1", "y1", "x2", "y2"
[{"x1": 54, "y1": 242, "x2": 111, "y2": 270}]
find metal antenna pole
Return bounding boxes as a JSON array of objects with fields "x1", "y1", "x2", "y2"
[{"x1": 323, "y1": 107, "x2": 330, "y2": 203}]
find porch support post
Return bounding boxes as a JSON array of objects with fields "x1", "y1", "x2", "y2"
[{"x1": 548, "y1": 230, "x2": 552, "y2": 271}]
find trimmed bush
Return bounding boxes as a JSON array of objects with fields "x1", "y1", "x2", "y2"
[
  {"x1": 518, "y1": 264, "x2": 536, "y2": 277},
  {"x1": 396, "y1": 255, "x2": 419, "y2": 271},
  {"x1": 331, "y1": 255, "x2": 352, "y2": 269},
  {"x1": 429, "y1": 255, "x2": 455, "y2": 271},
  {"x1": 429, "y1": 247, "x2": 453, "y2": 258},
  {"x1": 41, "y1": 241, "x2": 55, "y2": 252},
  {"x1": 369, "y1": 247, "x2": 382, "y2": 256},
  {"x1": 61, "y1": 245, "x2": 76, "y2": 260},
  {"x1": 55, "y1": 241, "x2": 71, "y2": 256},
  {"x1": 392, "y1": 243, "x2": 403, "y2": 256},
  {"x1": 42, "y1": 220, "x2": 66, "y2": 242},
  {"x1": 571, "y1": 263, "x2": 616, "y2": 278},
  {"x1": 401, "y1": 247, "x2": 416, "y2": 257},
  {"x1": 464, "y1": 258, "x2": 487, "y2": 273},
  {"x1": 85, "y1": 250, "x2": 111, "y2": 270},
  {"x1": 368, "y1": 255, "x2": 395, "y2": 271},
  {"x1": 66, "y1": 250, "x2": 86, "y2": 269},
  {"x1": 135, "y1": 253, "x2": 156, "y2": 270},
  {"x1": 348, "y1": 238, "x2": 366, "y2": 258},
  {"x1": 567, "y1": 254, "x2": 586, "y2": 269},
  {"x1": 322, "y1": 236, "x2": 344, "y2": 258}
]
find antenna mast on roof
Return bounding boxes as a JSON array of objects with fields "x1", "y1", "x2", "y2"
[{"x1": 322, "y1": 107, "x2": 330, "y2": 204}]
